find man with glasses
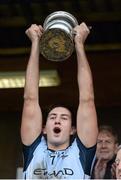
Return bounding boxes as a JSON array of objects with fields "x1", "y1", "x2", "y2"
[{"x1": 91, "y1": 125, "x2": 119, "y2": 179}]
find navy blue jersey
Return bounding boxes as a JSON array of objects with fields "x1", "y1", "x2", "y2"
[{"x1": 23, "y1": 135, "x2": 96, "y2": 179}]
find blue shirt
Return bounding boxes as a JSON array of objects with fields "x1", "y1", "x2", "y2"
[{"x1": 23, "y1": 134, "x2": 96, "y2": 179}]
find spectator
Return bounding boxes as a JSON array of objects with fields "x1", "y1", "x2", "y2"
[
  {"x1": 115, "y1": 145, "x2": 121, "y2": 179},
  {"x1": 91, "y1": 125, "x2": 118, "y2": 179}
]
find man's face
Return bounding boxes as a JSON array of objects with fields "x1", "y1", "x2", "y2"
[
  {"x1": 96, "y1": 130, "x2": 118, "y2": 160},
  {"x1": 44, "y1": 107, "x2": 74, "y2": 150},
  {"x1": 116, "y1": 148, "x2": 121, "y2": 179}
]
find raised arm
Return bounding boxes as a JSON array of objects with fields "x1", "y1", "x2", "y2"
[
  {"x1": 74, "y1": 23, "x2": 98, "y2": 147},
  {"x1": 21, "y1": 24, "x2": 43, "y2": 145}
]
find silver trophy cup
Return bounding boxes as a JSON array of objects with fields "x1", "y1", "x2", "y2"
[{"x1": 40, "y1": 11, "x2": 78, "y2": 61}]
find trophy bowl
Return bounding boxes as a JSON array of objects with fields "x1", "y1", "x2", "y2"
[{"x1": 40, "y1": 11, "x2": 78, "y2": 61}]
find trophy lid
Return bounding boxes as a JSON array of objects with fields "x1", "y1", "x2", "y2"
[{"x1": 43, "y1": 11, "x2": 78, "y2": 31}]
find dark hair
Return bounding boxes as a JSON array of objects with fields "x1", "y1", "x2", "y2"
[
  {"x1": 44, "y1": 103, "x2": 76, "y2": 126},
  {"x1": 99, "y1": 125, "x2": 119, "y2": 144}
]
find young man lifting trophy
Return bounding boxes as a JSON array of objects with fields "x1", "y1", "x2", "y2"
[{"x1": 21, "y1": 11, "x2": 98, "y2": 179}]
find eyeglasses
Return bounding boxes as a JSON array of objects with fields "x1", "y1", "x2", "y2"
[{"x1": 97, "y1": 139, "x2": 114, "y2": 145}]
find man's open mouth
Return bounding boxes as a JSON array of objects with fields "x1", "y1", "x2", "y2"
[{"x1": 53, "y1": 127, "x2": 61, "y2": 134}]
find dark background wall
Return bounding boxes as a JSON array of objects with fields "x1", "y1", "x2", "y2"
[{"x1": 0, "y1": 111, "x2": 22, "y2": 178}]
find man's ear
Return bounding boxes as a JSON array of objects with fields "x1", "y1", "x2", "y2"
[
  {"x1": 42, "y1": 126, "x2": 47, "y2": 134},
  {"x1": 70, "y1": 126, "x2": 76, "y2": 135}
]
